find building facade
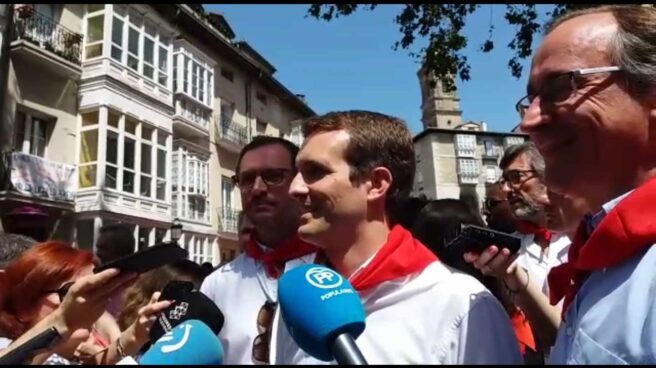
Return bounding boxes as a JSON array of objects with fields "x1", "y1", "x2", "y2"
[
  {"x1": 414, "y1": 66, "x2": 527, "y2": 212},
  {"x1": 0, "y1": 4, "x2": 314, "y2": 265}
]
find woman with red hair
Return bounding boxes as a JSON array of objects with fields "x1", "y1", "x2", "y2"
[{"x1": 0, "y1": 241, "x2": 171, "y2": 364}]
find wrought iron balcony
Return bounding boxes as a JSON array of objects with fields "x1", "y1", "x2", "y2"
[
  {"x1": 216, "y1": 115, "x2": 248, "y2": 147},
  {"x1": 12, "y1": 9, "x2": 83, "y2": 65},
  {"x1": 218, "y1": 206, "x2": 240, "y2": 234}
]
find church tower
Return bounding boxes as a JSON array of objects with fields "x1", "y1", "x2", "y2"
[{"x1": 418, "y1": 66, "x2": 463, "y2": 129}]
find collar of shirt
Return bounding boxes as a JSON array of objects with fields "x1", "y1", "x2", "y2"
[{"x1": 584, "y1": 190, "x2": 635, "y2": 236}]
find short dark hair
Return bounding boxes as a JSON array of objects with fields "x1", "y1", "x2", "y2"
[
  {"x1": 499, "y1": 142, "x2": 545, "y2": 178},
  {"x1": 96, "y1": 223, "x2": 135, "y2": 263},
  {"x1": 0, "y1": 233, "x2": 36, "y2": 269},
  {"x1": 302, "y1": 110, "x2": 416, "y2": 223},
  {"x1": 235, "y1": 136, "x2": 299, "y2": 175}
]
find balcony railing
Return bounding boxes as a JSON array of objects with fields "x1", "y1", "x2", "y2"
[
  {"x1": 1, "y1": 151, "x2": 76, "y2": 202},
  {"x1": 216, "y1": 116, "x2": 248, "y2": 146},
  {"x1": 12, "y1": 9, "x2": 83, "y2": 65},
  {"x1": 218, "y1": 206, "x2": 240, "y2": 234}
]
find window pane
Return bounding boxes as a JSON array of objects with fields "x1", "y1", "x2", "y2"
[
  {"x1": 13, "y1": 111, "x2": 25, "y2": 151},
  {"x1": 86, "y1": 15, "x2": 104, "y2": 43},
  {"x1": 158, "y1": 73, "x2": 167, "y2": 87},
  {"x1": 107, "y1": 131, "x2": 118, "y2": 164},
  {"x1": 156, "y1": 179, "x2": 166, "y2": 200},
  {"x1": 155, "y1": 228, "x2": 166, "y2": 244},
  {"x1": 80, "y1": 130, "x2": 98, "y2": 163},
  {"x1": 106, "y1": 165, "x2": 117, "y2": 189},
  {"x1": 112, "y1": 17, "x2": 123, "y2": 45},
  {"x1": 158, "y1": 47, "x2": 167, "y2": 70},
  {"x1": 123, "y1": 171, "x2": 134, "y2": 193},
  {"x1": 141, "y1": 143, "x2": 151, "y2": 173},
  {"x1": 128, "y1": 28, "x2": 139, "y2": 54},
  {"x1": 85, "y1": 44, "x2": 102, "y2": 59},
  {"x1": 138, "y1": 227, "x2": 151, "y2": 250},
  {"x1": 82, "y1": 111, "x2": 98, "y2": 126},
  {"x1": 123, "y1": 138, "x2": 135, "y2": 169},
  {"x1": 157, "y1": 131, "x2": 166, "y2": 146},
  {"x1": 111, "y1": 47, "x2": 122, "y2": 62},
  {"x1": 127, "y1": 55, "x2": 138, "y2": 71},
  {"x1": 141, "y1": 125, "x2": 153, "y2": 141},
  {"x1": 144, "y1": 38, "x2": 154, "y2": 63},
  {"x1": 108, "y1": 110, "x2": 119, "y2": 128},
  {"x1": 157, "y1": 149, "x2": 166, "y2": 178},
  {"x1": 79, "y1": 164, "x2": 96, "y2": 188},
  {"x1": 143, "y1": 65, "x2": 154, "y2": 79},
  {"x1": 140, "y1": 175, "x2": 151, "y2": 197},
  {"x1": 125, "y1": 117, "x2": 137, "y2": 134}
]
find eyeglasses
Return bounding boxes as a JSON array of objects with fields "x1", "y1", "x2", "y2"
[
  {"x1": 233, "y1": 168, "x2": 291, "y2": 190},
  {"x1": 483, "y1": 198, "x2": 506, "y2": 214},
  {"x1": 515, "y1": 66, "x2": 622, "y2": 119},
  {"x1": 500, "y1": 169, "x2": 537, "y2": 187},
  {"x1": 43, "y1": 281, "x2": 74, "y2": 303},
  {"x1": 252, "y1": 301, "x2": 276, "y2": 364}
]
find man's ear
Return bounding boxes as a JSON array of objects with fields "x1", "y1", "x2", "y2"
[{"x1": 366, "y1": 167, "x2": 393, "y2": 202}]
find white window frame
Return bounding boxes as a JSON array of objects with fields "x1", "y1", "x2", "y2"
[
  {"x1": 14, "y1": 111, "x2": 49, "y2": 158},
  {"x1": 455, "y1": 134, "x2": 477, "y2": 158},
  {"x1": 83, "y1": 5, "x2": 105, "y2": 61}
]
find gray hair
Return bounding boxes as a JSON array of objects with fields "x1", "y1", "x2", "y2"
[
  {"x1": 499, "y1": 142, "x2": 546, "y2": 178},
  {"x1": 0, "y1": 233, "x2": 36, "y2": 269},
  {"x1": 546, "y1": 5, "x2": 656, "y2": 98}
]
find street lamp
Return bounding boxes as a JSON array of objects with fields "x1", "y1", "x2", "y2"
[{"x1": 170, "y1": 218, "x2": 183, "y2": 245}]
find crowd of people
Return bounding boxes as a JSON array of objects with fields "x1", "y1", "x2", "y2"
[{"x1": 1, "y1": 4, "x2": 656, "y2": 364}]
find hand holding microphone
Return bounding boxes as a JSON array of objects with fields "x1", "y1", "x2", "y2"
[{"x1": 278, "y1": 264, "x2": 368, "y2": 365}]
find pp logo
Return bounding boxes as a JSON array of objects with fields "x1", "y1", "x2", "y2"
[
  {"x1": 169, "y1": 302, "x2": 189, "y2": 320},
  {"x1": 305, "y1": 267, "x2": 343, "y2": 289}
]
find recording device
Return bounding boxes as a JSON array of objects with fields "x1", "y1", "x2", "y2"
[
  {"x1": 140, "y1": 320, "x2": 224, "y2": 365},
  {"x1": 446, "y1": 224, "x2": 521, "y2": 255},
  {"x1": 278, "y1": 264, "x2": 368, "y2": 365},
  {"x1": 0, "y1": 326, "x2": 60, "y2": 365},
  {"x1": 93, "y1": 243, "x2": 188, "y2": 274},
  {"x1": 149, "y1": 281, "x2": 225, "y2": 343}
]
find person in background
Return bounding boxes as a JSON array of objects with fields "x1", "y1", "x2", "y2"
[
  {"x1": 412, "y1": 199, "x2": 539, "y2": 363},
  {"x1": 0, "y1": 241, "x2": 170, "y2": 364},
  {"x1": 201, "y1": 136, "x2": 317, "y2": 364},
  {"x1": 483, "y1": 181, "x2": 518, "y2": 234},
  {"x1": 0, "y1": 233, "x2": 36, "y2": 270}
]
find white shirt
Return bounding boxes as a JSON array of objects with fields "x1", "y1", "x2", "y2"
[
  {"x1": 514, "y1": 231, "x2": 570, "y2": 296},
  {"x1": 199, "y1": 248, "x2": 315, "y2": 365},
  {"x1": 271, "y1": 261, "x2": 523, "y2": 364}
]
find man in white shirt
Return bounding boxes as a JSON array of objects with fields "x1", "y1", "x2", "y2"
[
  {"x1": 200, "y1": 136, "x2": 316, "y2": 364},
  {"x1": 274, "y1": 110, "x2": 521, "y2": 364}
]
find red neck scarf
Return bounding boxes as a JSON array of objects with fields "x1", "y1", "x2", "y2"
[
  {"x1": 510, "y1": 310, "x2": 536, "y2": 356},
  {"x1": 315, "y1": 225, "x2": 438, "y2": 291},
  {"x1": 516, "y1": 221, "x2": 552, "y2": 248},
  {"x1": 548, "y1": 176, "x2": 656, "y2": 319},
  {"x1": 245, "y1": 235, "x2": 317, "y2": 279}
]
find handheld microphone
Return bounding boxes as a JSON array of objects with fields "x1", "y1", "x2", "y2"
[
  {"x1": 149, "y1": 281, "x2": 224, "y2": 343},
  {"x1": 278, "y1": 264, "x2": 368, "y2": 364},
  {"x1": 140, "y1": 319, "x2": 224, "y2": 365}
]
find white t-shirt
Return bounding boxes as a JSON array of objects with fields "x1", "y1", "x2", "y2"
[
  {"x1": 271, "y1": 261, "x2": 523, "y2": 364},
  {"x1": 514, "y1": 231, "x2": 570, "y2": 296},
  {"x1": 200, "y1": 249, "x2": 315, "y2": 365}
]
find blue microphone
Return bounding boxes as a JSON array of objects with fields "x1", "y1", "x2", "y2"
[
  {"x1": 278, "y1": 264, "x2": 368, "y2": 364},
  {"x1": 139, "y1": 319, "x2": 224, "y2": 365}
]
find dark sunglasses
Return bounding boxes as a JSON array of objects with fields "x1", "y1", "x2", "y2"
[
  {"x1": 43, "y1": 281, "x2": 74, "y2": 303},
  {"x1": 252, "y1": 301, "x2": 276, "y2": 364},
  {"x1": 233, "y1": 168, "x2": 291, "y2": 190},
  {"x1": 500, "y1": 169, "x2": 537, "y2": 186}
]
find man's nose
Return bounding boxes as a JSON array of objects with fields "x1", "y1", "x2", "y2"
[
  {"x1": 289, "y1": 172, "x2": 308, "y2": 198},
  {"x1": 251, "y1": 175, "x2": 268, "y2": 194},
  {"x1": 519, "y1": 98, "x2": 548, "y2": 133}
]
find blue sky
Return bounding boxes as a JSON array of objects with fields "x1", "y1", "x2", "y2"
[{"x1": 205, "y1": 4, "x2": 553, "y2": 135}]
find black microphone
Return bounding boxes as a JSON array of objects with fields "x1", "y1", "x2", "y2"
[
  {"x1": 0, "y1": 326, "x2": 61, "y2": 365},
  {"x1": 149, "y1": 281, "x2": 224, "y2": 343}
]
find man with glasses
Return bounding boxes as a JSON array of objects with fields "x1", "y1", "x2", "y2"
[
  {"x1": 200, "y1": 136, "x2": 316, "y2": 364},
  {"x1": 471, "y1": 5, "x2": 656, "y2": 364}
]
